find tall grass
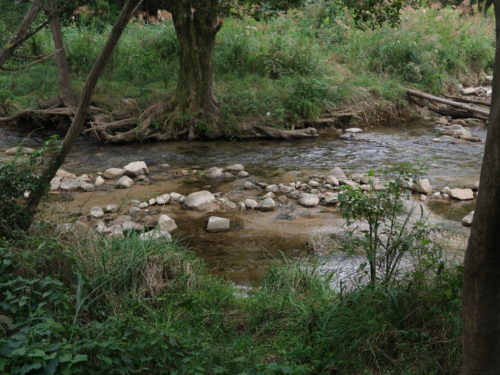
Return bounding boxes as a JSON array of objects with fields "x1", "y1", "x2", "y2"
[{"x1": 0, "y1": 6, "x2": 493, "y2": 128}]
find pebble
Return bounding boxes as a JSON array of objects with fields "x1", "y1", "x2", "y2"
[
  {"x1": 258, "y1": 198, "x2": 276, "y2": 211},
  {"x1": 115, "y1": 176, "x2": 134, "y2": 189},
  {"x1": 298, "y1": 193, "x2": 319, "y2": 207},
  {"x1": 90, "y1": 206, "x2": 104, "y2": 219},
  {"x1": 158, "y1": 215, "x2": 177, "y2": 232}
]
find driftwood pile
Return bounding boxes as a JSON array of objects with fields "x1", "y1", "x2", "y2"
[{"x1": 407, "y1": 88, "x2": 490, "y2": 121}]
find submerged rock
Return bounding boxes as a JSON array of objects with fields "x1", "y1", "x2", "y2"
[
  {"x1": 5, "y1": 146, "x2": 35, "y2": 155},
  {"x1": 206, "y1": 216, "x2": 231, "y2": 233}
]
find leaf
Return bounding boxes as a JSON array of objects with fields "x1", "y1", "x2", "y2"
[
  {"x1": 71, "y1": 354, "x2": 88, "y2": 364},
  {"x1": 44, "y1": 359, "x2": 59, "y2": 375},
  {"x1": 20, "y1": 362, "x2": 42, "y2": 375}
]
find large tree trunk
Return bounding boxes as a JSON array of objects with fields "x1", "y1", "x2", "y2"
[
  {"x1": 47, "y1": 0, "x2": 77, "y2": 108},
  {"x1": 462, "y1": 1, "x2": 500, "y2": 374},
  {"x1": 24, "y1": 0, "x2": 142, "y2": 222},
  {"x1": 171, "y1": 3, "x2": 222, "y2": 139}
]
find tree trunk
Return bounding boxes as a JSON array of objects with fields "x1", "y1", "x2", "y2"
[
  {"x1": 47, "y1": 0, "x2": 77, "y2": 107},
  {"x1": 462, "y1": 2, "x2": 500, "y2": 374},
  {"x1": 171, "y1": 3, "x2": 222, "y2": 139},
  {"x1": 24, "y1": 0, "x2": 142, "y2": 221}
]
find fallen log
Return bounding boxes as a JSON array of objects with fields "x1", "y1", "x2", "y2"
[
  {"x1": 407, "y1": 88, "x2": 490, "y2": 119},
  {"x1": 444, "y1": 95, "x2": 491, "y2": 108}
]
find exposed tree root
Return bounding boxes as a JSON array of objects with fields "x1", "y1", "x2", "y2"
[{"x1": 1, "y1": 98, "x2": 320, "y2": 142}]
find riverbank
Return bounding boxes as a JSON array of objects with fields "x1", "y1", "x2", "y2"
[{"x1": 0, "y1": 6, "x2": 494, "y2": 140}]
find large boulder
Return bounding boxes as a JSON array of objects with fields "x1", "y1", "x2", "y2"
[
  {"x1": 158, "y1": 215, "x2": 178, "y2": 232},
  {"x1": 206, "y1": 216, "x2": 231, "y2": 233},
  {"x1": 412, "y1": 179, "x2": 433, "y2": 194},
  {"x1": 56, "y1": 169, "x2": 77, "y2": 179},
  {"x1": 184, "y1": 190, "x2": 215, "y2": 210},
  {"x1": 123, "y1": 161, "x2": 149, "y2": 177},
  {"x1": 449, "y1": 188, "x2": 474, "y2": 200},
  {"x1": 298, "y1": 193, "x2": 319, "y2": 207},
  {"x1": 104, "y1": 168, "x2": 125, "y2": 179}
]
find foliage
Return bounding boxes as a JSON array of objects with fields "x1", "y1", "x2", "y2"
[
  {"x1": 338, "y1": 163, "x2": 442, "y2": 285},
  {"x1": 0, "y1": 137, "x2": 60, "y2": 238}
]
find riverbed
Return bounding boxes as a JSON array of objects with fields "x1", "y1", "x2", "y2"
[{"x1": 0, "y1": 118, "x2": 484, "y2": 284}]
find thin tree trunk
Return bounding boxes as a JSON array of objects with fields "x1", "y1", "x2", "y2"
[
  {"x1": 24, "y1": 0, "x2": 143, "y2": 221},
  {"x1": 0, "y1": 0, "x2": 46, "y2": 68},
  {"x1": 47, "y1": 0, "x2": 77, "y2": 107},
  {"x1": 462, "y1": 2, "x2": 500, "y2": 373},
  {"x1": 171, "y1": 3, "x2": 222, "y2": 139}
]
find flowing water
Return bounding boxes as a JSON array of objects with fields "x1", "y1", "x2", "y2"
[{"x1": 0, "y1": 119, "x2": 484, "y2": 284}]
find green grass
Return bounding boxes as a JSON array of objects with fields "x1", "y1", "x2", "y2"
[
  {"x1": 0, "y1": 5, "x2": 494, "y2": 129},
  {"x1": 0, "y1": 224, "x2": 463, "y2": 375}
]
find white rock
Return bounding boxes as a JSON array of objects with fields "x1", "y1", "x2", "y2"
[
  {"x1": 322, "y1": 192, "x2": 339, "y2": 205},
  {"x1": 339, "y1": 179, "x2": 358, "y2": 187},
  {"x1": 121, "y1": 221, "x2": 144, "y2": 232},
  {"x1": 244, "y1": 199, "x2": 258, "y2": 209},
  {"x1": 60, "y1": 178, "x2": 80, "y2": 191},
  {"x1": 139, "y1": 202, "x2": 149, "y2": 209},
  {"x1": 226, "y1": 164, "x2": 245, "y2": 172},
  {"x1": 308, "y1": 180, "x2": 320, "y2": 188},
  {"x1": 279, "y1": 184, "x2": 294, "y2": 193},
  {"x1": 258, "y1": 198, "x2": 276, "y2": 211},
  {"x1": 263, "y1": 192, "x2": 275, "y2": 199},
  {"x1": 5, "y1": 146, "x2": 34, "y2": 155},
  {"x1": 140, "y1": 230, "x2": 172, "y2": 242},
  {"x1": 461, "y1": 87, "x2": 477, "y2": 95},
  {"x1": 105, "y1": 204, "x2": 119, "y2": 213},
  {"x1": 115, "y1": 176, "x2": 134, "y2": 189},
  {"x1": 412, "y1": 179, "x2": 433, "y2": 194},
  {"x1": 50, "y1": 177, "x2": 61, "y2": 191},
  {"x1": 330, "y1": 167, "x2": 347, "y2": 179},
  {"x1": 206, "y1": 216, "x2": 230, "y2": 233},
  {"x1": 90, "y1": 206, "x2": 104, "y2": 219},
  {"x1": 344, "y1": 128, "x2": 363, "y2": 133},
  {"x1": 80, "y1": 183, "x2": 95, "y2": 192},
  {"x1": 184, "y1": 190, "x2": 215, "y2": 210},
  {"x1": 124, "y1": 161, "x2": 149, "y2": 177},
  {"x1": 462, "y1": 211, "x2": 474, "y2": 227},
  {"x1": 95, "y1": 176, "x2": 105, "y2": 186},
  {"x1": 326, "y1": 175, "x2": 339, "y2": 186},
  {"x1": 156, "y1": 194, "x2": 171, "y2": 205},
  {"x1": 205, "y1": 167, "x2": 224, "y2": 179},
  {"x1": 56, "y1": 169, "x2": 77, "y2": 179},
  {"x1": 128, "y1": 206, "x2": 147, "y2": 219},
  {"x1": 238, "y1": 171, "x2": 250, "y2": 178},
  {"x1": 148, "y1": 198, "x2": 157, "y2": 206},
  {"x1": 449, "y1": 188, "x2": 474, "y2": 200},
  {"x1": 158, "y1": 215, "x2": 178, "y2": 232},
  {"x1": 104, "y1": 168, "x2": 125, "y2": 179},
  {"x1": 224, "y1": 172, "x2": 236, "y2": 179},
  {"x1": 243, "y1": 181, "x2": 257, "y2": 190},
  {"x1": 266, "y1": 184, "x2": 279, "y2": 193},
  {"x1": 298, "y1": 193, "x2": 319, "y2": 207}
]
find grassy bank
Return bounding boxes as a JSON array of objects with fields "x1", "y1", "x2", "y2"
[
  {"x1": 0, "y1": 5, "x2": 494, "y2": 133},
  {"x1": 0, "y1": 224, "x2": 462, "y2": 375}
]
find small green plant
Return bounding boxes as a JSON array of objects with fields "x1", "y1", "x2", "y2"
[
  {"x1": 0, "y1": 137, "x2": 60, "y2": 237},
  {"x1": 338, "y1": 164, "x2": 442, "y2": 285}
]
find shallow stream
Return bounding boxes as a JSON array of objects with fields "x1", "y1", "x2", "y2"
[{"x1": 0, "y1": 119, "x2": 484, "y2": 284}]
